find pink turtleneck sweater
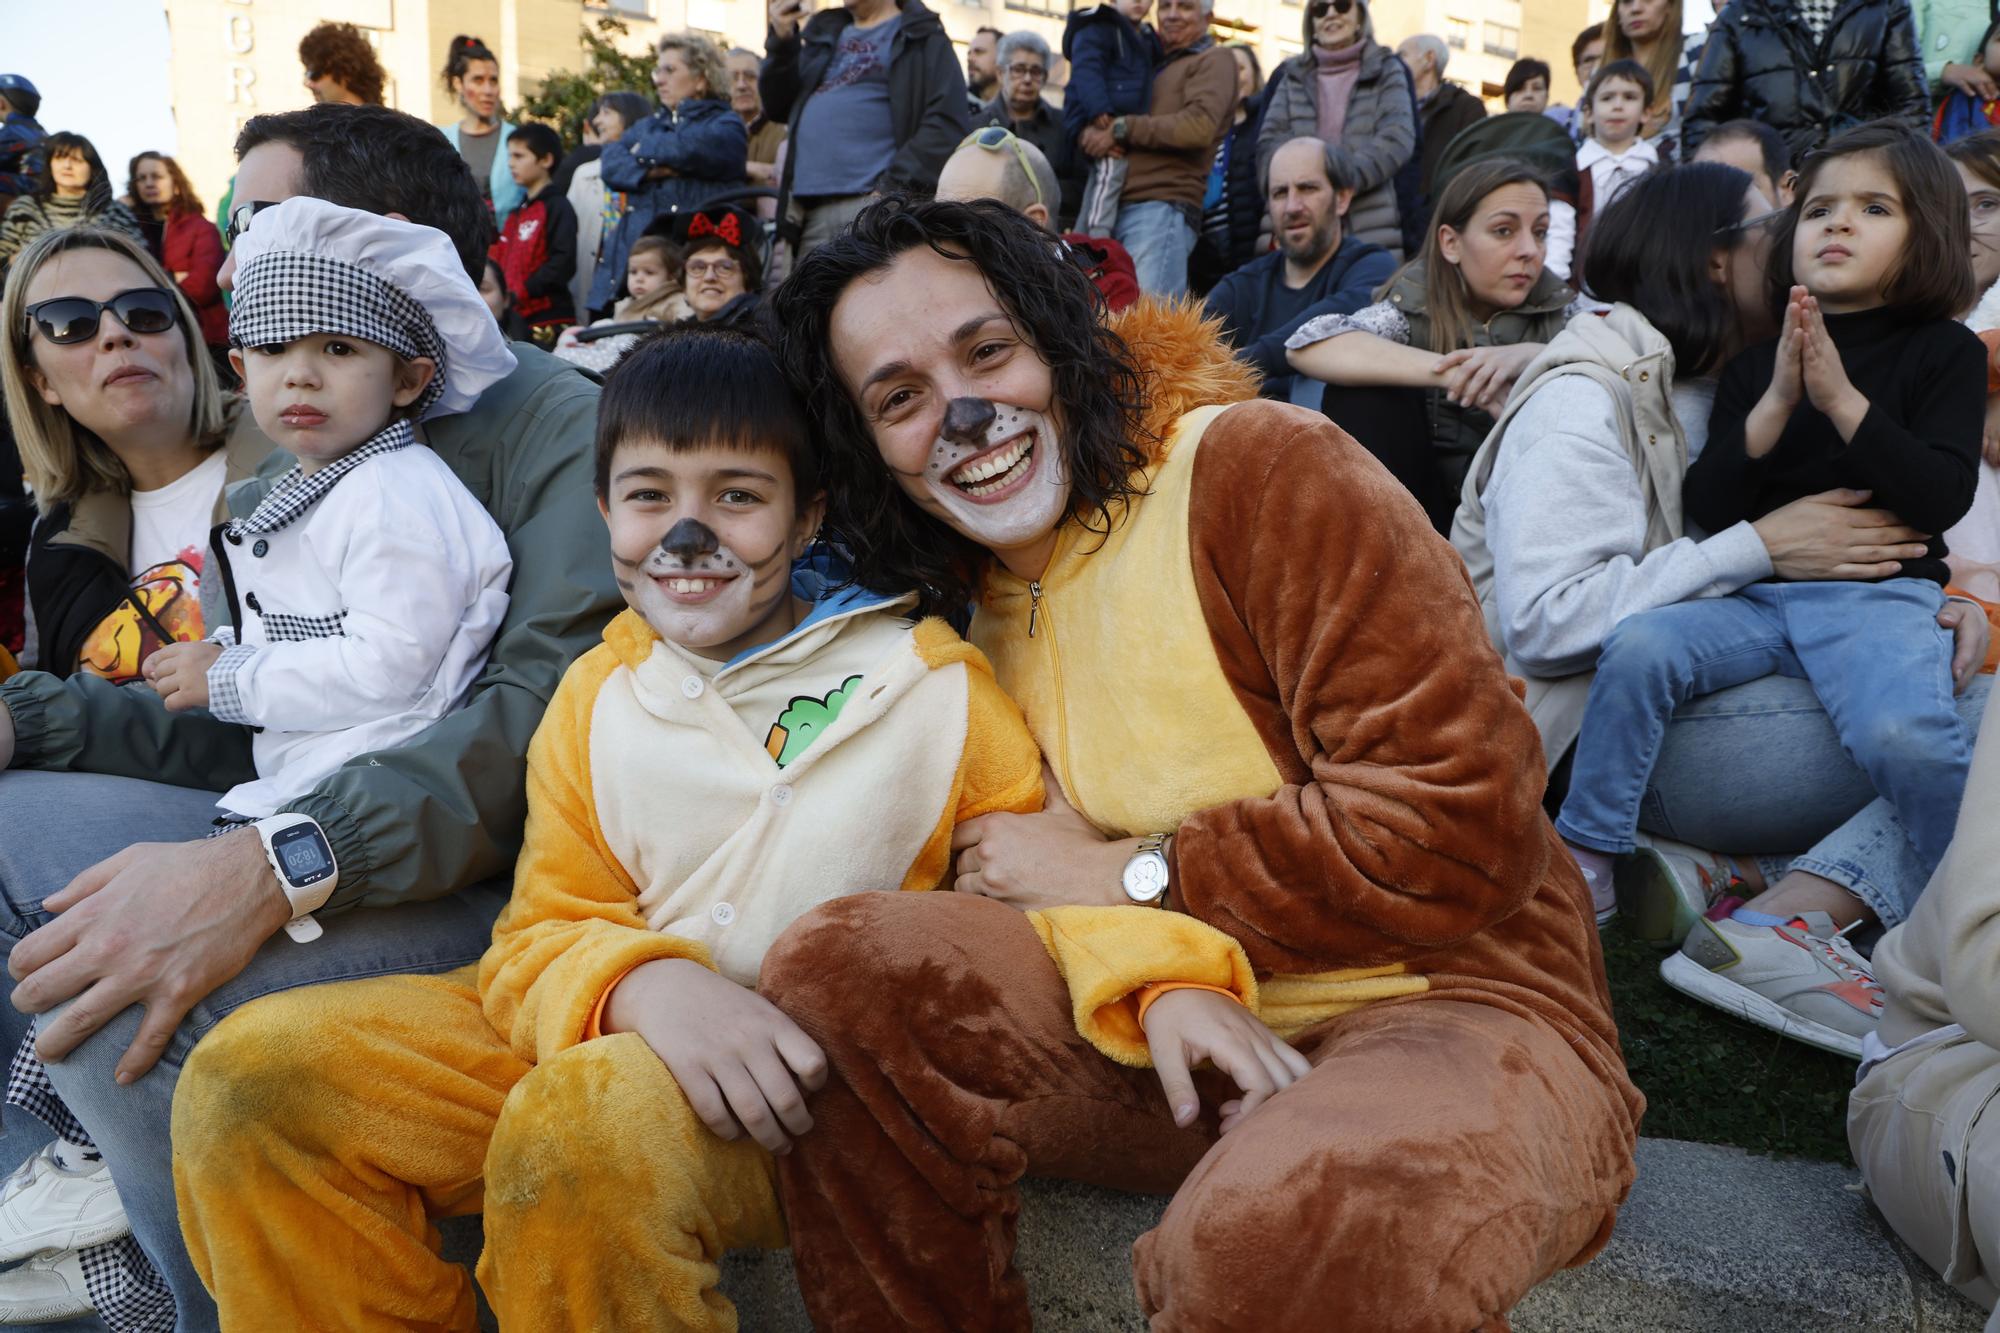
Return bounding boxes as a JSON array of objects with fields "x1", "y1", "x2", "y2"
[{"x1": 1314, "y1": 40, "x2": 1365, "y2": 145}]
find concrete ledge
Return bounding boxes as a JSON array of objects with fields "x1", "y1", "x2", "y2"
[{"x1": 450, "y1": 1137, "x2": 1991, "y2": 1331}]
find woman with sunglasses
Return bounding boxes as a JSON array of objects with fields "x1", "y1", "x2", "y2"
[
  {"x1": 0, "y1": 227, "x2": 266, "y2": 687},
  {"x1": 0, "y1": 133, "x2": 142, "y2": 278},
  {"x1": 1453, "y1": 162, "x2": 1991, "y2": 987},
  {"x1": 1254, "y1": 0, "x2": 1416, "y2": 260}
]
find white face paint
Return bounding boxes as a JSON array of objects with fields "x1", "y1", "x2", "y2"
[
  {"x1": 626, "y1": 532, "x2": 769, "y2": 651},
  {"x1": 914, "y1": 401, "x2": 1071, "y2": 552}
]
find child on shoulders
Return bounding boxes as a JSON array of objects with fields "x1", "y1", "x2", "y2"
[{"x1": 1062, "y1": 0, "x2": 1160, "y2": 239}]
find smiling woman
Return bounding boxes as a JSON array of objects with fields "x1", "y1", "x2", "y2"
[{"x1": 0, "y1": 226, "x2": 263, "y2": 682}]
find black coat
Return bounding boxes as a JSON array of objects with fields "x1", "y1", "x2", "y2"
[
  {"x1": 1682, "y1": 0, "x2": 1929, "y2": 163},
  {"x1": 760, "y1": 0, "x2": 969, "y2": 231},
  {"x1": 25, "y1": 505, "x2": 136, "y2": 680}
]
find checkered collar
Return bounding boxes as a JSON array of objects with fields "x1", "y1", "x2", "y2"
[{"x1": 227, "y1": 418, "x2": 415, "y2": 537}]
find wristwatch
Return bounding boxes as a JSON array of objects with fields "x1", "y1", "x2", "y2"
[
  {"x1": 1111, "y1": 115, "x2": 1131, "y2": 147},
  {"x1": 1121, "y1": 833, "x2": 1172, "y2": 906},
  {"x1": 252, "y1": 814, "x2": 338, "y2": 943}
]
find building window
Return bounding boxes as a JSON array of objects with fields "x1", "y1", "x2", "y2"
[
  {"x1": 1445, "y1": 18, "x2": 1471, "y2": 50},
  {"x1": 588, "y1": 0, "x2": 654, "y2": 15},
  {"x1": 1484, "y1": 22, "x2": 1518, "y2": 57}
]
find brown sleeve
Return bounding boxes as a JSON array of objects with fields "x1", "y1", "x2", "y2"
[
  {"x1": 1126, "y1": 47, "x2": 1236, "y2": 152},
  {"x1": 1170, "y1": 400, "x2": 1555, "y2": 974}
]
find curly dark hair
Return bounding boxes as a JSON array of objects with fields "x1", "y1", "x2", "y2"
[
  {"x1": 772, "y1": 197, "x2": 1151, "y2": 618},
  {"x1": 298, "y1": 22, "x2": 386, "y2": 105}
]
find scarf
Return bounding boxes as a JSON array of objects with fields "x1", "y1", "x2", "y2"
[{"x1": 1313, "y1": 41, "x2": 1366, "y2": 146}]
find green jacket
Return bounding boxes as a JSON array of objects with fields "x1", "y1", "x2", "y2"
[
  {"x1": 1911, "y1": 0, "x2": 1990, "y2": 91},
  {"x1": 1, "y1": 342, "x2": 619, "y2": 912}
]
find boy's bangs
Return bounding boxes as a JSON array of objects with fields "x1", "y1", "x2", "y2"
[{"x1": 594, "y1": 328, "x2": 819, "y2": 502}]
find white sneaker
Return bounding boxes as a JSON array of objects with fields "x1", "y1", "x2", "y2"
[
  {"x1": 1616, "y1": 834, "x2": 1741, "y2": 947},
  {"x1": 1661, "y1": 911, "x2": 1882, "y2": 1059},
  {"x1": 0, "y1": 1248, "x2": 92, "y2": 1323},
  {"x1": 0, "y1": 1141, "x2": 129, "y2": 1262}
]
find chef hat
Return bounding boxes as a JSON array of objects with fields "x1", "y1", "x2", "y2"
[{"x1": 227, "y1": 197, "x2": 516, "y2": 419}]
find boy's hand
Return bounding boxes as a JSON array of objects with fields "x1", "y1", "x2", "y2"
[
  {"x1": 142, "y1": 641, "x2": 223, "y2": 712},
  {"x1": 1142, "y1": 989, "x2": 1310, "y2": 1133},
  {"x1": 603, "y1": 957, "x2": 827, "y2": 1154},
  {"x1": 1798, "y1": 294, "x2": 1867, "y2": 435}
]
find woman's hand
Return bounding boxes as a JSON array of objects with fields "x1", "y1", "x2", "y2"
[
  {"x1": 952, "y1": 769, "x2": 1132, "y2": 909},
  {"x1": 1751, "y1": 488, "x2": 1930, "y2": 580},
  {"x1": 1798, "y1": 294, "x2": 1868, "y2": 436},
  {"x1": 1433, "y1": 341, "x2": 1540, "y2": 414},
  {"x1": 603, "y1": 957, "x2": 827, "y2": 1153},
  {"x1": 1940, "y1": 597, "x2": 1993, "y2": 692},
  {"x1": 142, "y1": 641, "x2": 223, "y2": 712},
  {"x1": 1944, "y1": 61, "x2": 2000, "y2": 102},
  {"x1": 1142, "y1": 989, "x2": 1310, "y2": 1133}
]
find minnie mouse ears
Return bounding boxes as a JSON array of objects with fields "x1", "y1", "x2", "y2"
[{"x1": 673, "y1": 204, "x2": 759, "y2": 253}]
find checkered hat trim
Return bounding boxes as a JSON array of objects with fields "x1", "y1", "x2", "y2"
[{"x1": 229, "y1": 251, "x2": 449, "y2": 417}]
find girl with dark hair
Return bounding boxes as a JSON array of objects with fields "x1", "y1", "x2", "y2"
[
  {"x1": 1285, "y1": 157, "x2": 1572, "y2": 528},
  {"x1": 127, "y1": 152, "x2": 227, "y2": 354},
  {"x1": 762, "y1": 194, "x2": 1640, "y2": 1332},
  {"x1": 438, "y1": 35, "x2": 524, "y2": 224},
  {"x1": 1504, "y1": 57, "x2": 1552, "y2": 114},
  {"x1": 0, "y1": 133, "x2": 142, "y2": 273}
]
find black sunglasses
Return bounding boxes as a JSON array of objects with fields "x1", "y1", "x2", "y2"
[
  {"x1": 23, "y1": 288, "x2": 181, "y2": 346},
  {"x1": 1308, "y1": 0, "x2": 1354, "y2": 16},
  {"x1": 225, "y1": 199, "x2": 277, "y2": 248}
]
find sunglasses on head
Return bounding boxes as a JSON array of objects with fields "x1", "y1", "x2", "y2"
[
  {"x1": 959, "y1": 126, "x2": 1045, "y2": 207},
  {"x1": 1308, "y1": 0, "x2": 1354, "y2": 17},
  {"x1": 23, "y1": 288, "x2": 181, "y2": 346}
]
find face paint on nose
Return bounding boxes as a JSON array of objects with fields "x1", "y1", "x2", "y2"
[
  {"x1": 615, "y1": 518, "x2": 785, "y2": 650},
  {"x1": 908, "y1": 398, "x2": 1071, "y2": 552}
]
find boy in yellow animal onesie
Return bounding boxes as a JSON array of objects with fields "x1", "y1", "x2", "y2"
[{"x1": 167, "y1": 326, "x2": 1047, "y2": 1328}]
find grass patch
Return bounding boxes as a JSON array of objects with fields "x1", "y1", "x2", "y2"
[{"x1": 1600, "y1": 920, "x2": 1856, "y2": 1163}]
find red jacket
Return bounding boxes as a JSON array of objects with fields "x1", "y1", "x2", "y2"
[
  {"x1": 490, "y1": 188, "x2": 578, "y2": 328},
  {"x1": 160, "y1": 212, "x2": 226, "y2": 346},
  {"x1": 1062, "y1": 233, "x2": 1138, "y2": 313}
]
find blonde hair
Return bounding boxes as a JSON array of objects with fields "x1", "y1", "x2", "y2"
[
  {"x1": 656, "y1": 32, "x2": 729, "y2": 102},
  {"x1": 1, "y1": 227, "x2": 227, "y2": 515},
  {"x1": 1601, "y1": 0, "x2": 1683, "y2": 122}
]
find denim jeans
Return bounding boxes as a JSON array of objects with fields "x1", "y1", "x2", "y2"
[
  {"x1": 1558, "y1": 579, "x2": 1969, "y2": 881},
  {"x1": 1645, "y1": 672, "x2": 1993, "y2": 928},
  {"x1": 1114, "y1": 200, "x2": 1195, "y2": 298},
  {"x1": 0, "y1": 770, "x2": 507, "y2": 1332}
]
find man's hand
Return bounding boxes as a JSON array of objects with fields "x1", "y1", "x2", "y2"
[
  {"x1": 1077, "y1": 123, "x2": 1118, "y2": 160},
  {"x1": 1944, "y1": 60, "x2": 2000, "y2": 102},
  {"x1": 9, "y1": 830, "x2": 292, "y2": 1083},
  {"x1": 603, "y1": 957, "x2": 826, "y2": 1153},
  {"x1": 952, "y1": 769, "x2": 1131, "y2": 910},
  {"x1": 143, "y1": 641, "x2": 223, "y2": 712},
  {"x1": 1940, "y1": 597, "x2": 1993, "y2": 692},
  {"x1": 768, "y1": 0, "x2": 805, "y2": 39},
  {"x1": 1142, "y1": 989, "x2": 1310, "y2": 1132},
  {"x1": 645, "y1": 165, "x2": 679, "y2": 180}
]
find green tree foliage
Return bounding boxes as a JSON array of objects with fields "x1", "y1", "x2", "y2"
[{"x1": 519, "y1": 16, "x2": 657, "y2": 147}]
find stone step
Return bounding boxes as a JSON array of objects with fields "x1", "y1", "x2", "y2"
[{"x1": 446, "y1": 1137, "x2": 1990, "y2": 1331}]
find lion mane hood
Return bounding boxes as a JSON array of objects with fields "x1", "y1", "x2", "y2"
[{"x1": 1109, "y1": 297, "x2": 1262, "y2": 460}]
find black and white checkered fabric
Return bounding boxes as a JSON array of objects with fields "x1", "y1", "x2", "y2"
[
  {"x1": 5, "y1": 1030, "x2": 88, "y2": 1145},
  {"x1": 258, "y1": 608, "x2": 348, "y2": 642},
  {"x1": 78, "y1": 1235, "x2": 175, "y2": 1332},
  {"x1": 226, "y1": 418, "x2": 414, "y2": 538},
  {"x1": 230, "y1": 250, "x2": 449, "y2": 417}
]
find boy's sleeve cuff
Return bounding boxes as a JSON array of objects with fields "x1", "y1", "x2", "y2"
[{"x1": 206, "y1": 644, "x2": 258, "y2": 725}]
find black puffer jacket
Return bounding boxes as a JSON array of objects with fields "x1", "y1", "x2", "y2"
[{"x1": 1681, "y1": 0, "x2": 1929, "y2": 163}]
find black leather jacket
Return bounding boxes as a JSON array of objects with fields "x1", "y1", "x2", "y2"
[{"x1": 1682, "y1": 0, "x2": 1929, "y2": 163}]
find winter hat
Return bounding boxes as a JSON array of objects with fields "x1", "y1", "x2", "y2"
[
  {"x1": 227, "y1": 197, "x2": 516, "y2": 419},
  {"x1": 0, "y1": 76, "x2": 39, "y2": 119}
]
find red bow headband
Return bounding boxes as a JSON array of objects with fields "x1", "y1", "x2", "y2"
[{"x1": 688, "y1": 211, "x2": 743, "y2": 247}]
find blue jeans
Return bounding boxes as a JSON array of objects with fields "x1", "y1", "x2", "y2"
[
  {"x1": 1558, "y1": 579, "x2": 1969, "y2": 880},
  {"x1": 1645, "y1": 673, "x2": 1992, "y2": 928},
  {"x1": 1114, "y1": 200, "x2": 1195, "y2": 298},
  {"x1": 0, "y1": 771, "x2": 507, "y2": 1332}
]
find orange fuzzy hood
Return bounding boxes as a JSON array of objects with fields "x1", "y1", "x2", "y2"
[{"x1": 1109, "y1": 297, "x2": 1263, "y2": 459}]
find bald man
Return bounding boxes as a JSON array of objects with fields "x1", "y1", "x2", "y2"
[{"x1": 936, "y1": 130, "x2": 1139, "y2": 311}]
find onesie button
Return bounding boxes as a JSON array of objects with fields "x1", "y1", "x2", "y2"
[
  {"x1": 680, "y1": 675, "x2": 704, "y2": 699},
  {"x1": 771, "y1": 784, "x2": 793, "y2": 806},
  {"x1": 246, "y1": 592, "x2": 261, "y2": 612},
  {"x1": 252, "y1": 539, "x2": 269, "y2": 558},
  {"x1": 711, "y1": 902, "x2": 736, "y2": 926}
]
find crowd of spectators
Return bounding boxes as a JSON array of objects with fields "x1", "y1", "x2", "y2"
[{"x1": 1, "y1": 0, "x2": 1999, "y2": 1327}]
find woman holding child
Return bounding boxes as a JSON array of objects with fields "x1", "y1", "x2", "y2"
[
  {"x1": 1459, "y1": 134, "x2": 1993, "y2": 1062},
  {"x1": 0, "y1": 228, "x2": 265, "y2": 684}
]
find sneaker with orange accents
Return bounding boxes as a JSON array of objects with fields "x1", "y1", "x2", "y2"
[{"x1": 1659, "y1": 911, "x2": 1882, "y2": 1060}]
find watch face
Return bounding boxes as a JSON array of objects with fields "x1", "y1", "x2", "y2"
[
  {"x1": 269, "y1": 823, "x2": 335, "y2": 888},
  {"x1": 1123, "y1": 854, "x2": 1168, "y2": 902}
]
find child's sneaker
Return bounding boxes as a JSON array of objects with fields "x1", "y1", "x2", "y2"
[
  {"x1": 0, "y1": 1248, "x2": 91, "y2": 1323},
  {"x1": 1660, "y1": 911, "x2": 1882, "y2": 1059},
  {"x1": 0, "y1": 1141, "x2": 129, "y2": 1262},
  {"x1": 1615, "y1": 834, "x2": 1742, "y2": 947}
]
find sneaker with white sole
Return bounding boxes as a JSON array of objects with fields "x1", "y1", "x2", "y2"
[
  {"x1": 0, "y1": 1141, "x2": 129, "y2": 1262},
  {"x1": 1616, "y1": 834, "x2": 1742, "y2": 948},
  {"x1": 1660, "y1": 911, "x2": 1882, "y2": 1059},
  {"x1": 0, "y1": 1248, "x2": 91, "y2": 1323}
]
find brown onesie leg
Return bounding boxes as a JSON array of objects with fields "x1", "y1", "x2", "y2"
[{"x1": 763, "y1": 893, "x2": 1635, "y2": 1333}]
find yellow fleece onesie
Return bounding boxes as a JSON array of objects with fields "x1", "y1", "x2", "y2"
[{"x1": 171, "y1": 603, "x2": 1042, "y2": 1332}]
